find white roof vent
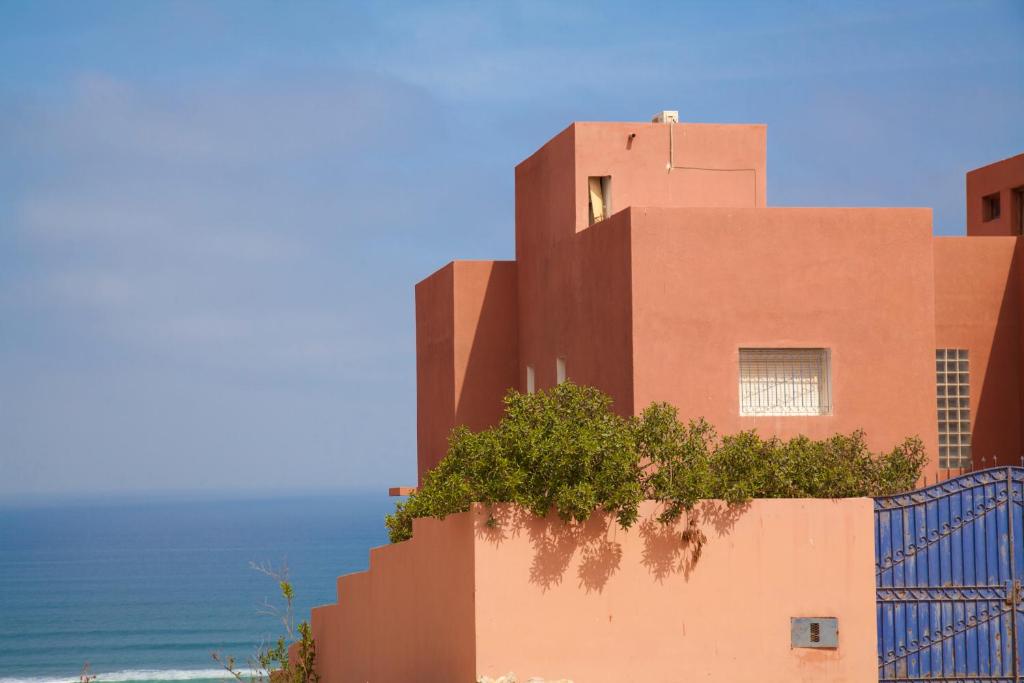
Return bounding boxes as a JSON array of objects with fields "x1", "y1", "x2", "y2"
[{"x1": 651, "y1": 110, "x2": 679, "y2": 124}]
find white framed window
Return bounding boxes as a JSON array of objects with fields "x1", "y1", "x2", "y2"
[
  {"x1": 556, "y1": 357, "x2": 567, "y2": 385},
  {"x1": 526, "y1": 365, "x2": 535, "y2": 394},
  {"x1": 739, "y1": 348, "x2": 832, "y2": 416},
  {"x1": 936, "y1": 348, "x2": 971, "y2": 469}
]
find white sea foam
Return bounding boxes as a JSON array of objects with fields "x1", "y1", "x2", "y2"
[{"x1": 0, "y1": 670, "x2": 268, "y2": 683}]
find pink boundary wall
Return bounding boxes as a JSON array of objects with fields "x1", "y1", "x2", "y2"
[{"x1": 310, "y1": 499, "x2": 876, "y2": 682}]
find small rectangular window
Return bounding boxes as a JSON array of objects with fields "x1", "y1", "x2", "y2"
[
  {"x1": 936, "y1": 349, "x2": 971, "y2": 469},
  {"x1": 588, "y1": 176, "x2": 612, "y2": 225},
  {"x1": 983, "y1": 193, "x2": 1001, "y2": 222},
  {"x1": 526, "y1": 365, "x2": 535, "y2": 394},
  {"x1": 739, "y1": 349, "x2": 831, "y2": 416},
  {"x1": 556, "y1": 357, "x2": 567, "y2": 385}
]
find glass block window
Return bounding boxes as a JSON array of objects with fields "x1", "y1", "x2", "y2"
[
  {"x1": 937, "y1": 348, "x2": 971, "y2": 468},
  {"x1": 739, "y1": 349, "x2": 832, "y2": 416}
]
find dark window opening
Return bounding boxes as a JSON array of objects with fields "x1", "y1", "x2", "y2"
[
  {"x1": 1013, "y1": 187, "x2": 1024, "y2": 235},
  {"x1": 983, "y1": 193, "x2": 1001, "y2": 222}
]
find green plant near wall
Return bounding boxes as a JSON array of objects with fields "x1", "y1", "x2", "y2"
[
  {"x1": 385, "y1": 382, "x2": 927, "y2": 543},
  {"x1": 212, "y1": 561, "x2": 319, "y2": 683}
]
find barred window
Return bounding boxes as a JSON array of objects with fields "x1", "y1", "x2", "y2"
[
  {"x1": 739, "y1": 349, "x2": 832, "y2": 416},
  {"x1": 937, "y1": 349, "x2": 971, "y2": 469}
]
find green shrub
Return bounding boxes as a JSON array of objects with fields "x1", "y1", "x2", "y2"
[
  {"x1": 385, "y1": 382, "x2": 926, "y2": 543},
  {"x1": 211, "y1": 562, "x2": 319, "y2": 683}
]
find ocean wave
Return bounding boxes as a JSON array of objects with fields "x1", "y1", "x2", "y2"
[{"x1": 0, "y1": 669, "x2": 268, "y2": 683}]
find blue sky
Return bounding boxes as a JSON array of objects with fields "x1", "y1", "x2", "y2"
[{"x1": 1, "y1": 1, "x2": 1022, "y2": 499}]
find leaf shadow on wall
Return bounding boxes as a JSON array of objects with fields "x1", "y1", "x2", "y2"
[
  {"x1": 473, "y1": 504, "x2": 624, "y2": 594},
  {"x1": 473, "y1": 501, "x2": 750, "y2": 594},
  {"x1": 639, "y1": 501, "x2": 749, "y2": 583}
]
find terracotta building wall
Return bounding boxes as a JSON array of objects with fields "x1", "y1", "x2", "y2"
[
  {"x1": 966, "y1": 153, "x2": 1024, "y2": 236},
  {"x1": 1019, "y1": 241, "x2": 1024, "y2": 457},
  {"x1": 627, "y1": 206, "x2": 941, "y2": 478},
  {"x1": 415, "y1": 264, "x2": 455, "y2": 482},
  {"x1": 514, "y1": 202, "x2": 636, "y2": 412},
  {"x1": 311, "y1": 511, "x2": 477, "y2": 683},
  {"x1": 562, "y1": 211, "x2": 635, "y2": 413},
  {"x1": 309, "y1": 500, "x2": 876, "y2": 683},
  {"x1": 474, "y1": 499, "x2": 876, "y2": 683},
  {"x1": 450, "y1": 261, "x2": 518, "y2": 454},
  {"x1": 572, "y1": 121, "x2": 767, "y2": 233},
  {"x1": 514, "y1": 125, "x2": 577, "y2": 393},
  {"x1": 934, "y1": 237, "x2": 1022, "y2": 466},
  {"x1": 415, "y1": 261, "x2": 518, "y2": 480},
  {"x1": 511, "y1": 121, "x2": 766, "y2": 417},
  {"x1": 417, "y1": 120, "x2": 1023, "y2": 485}
]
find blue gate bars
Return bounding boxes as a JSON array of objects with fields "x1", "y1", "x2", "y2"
[{"x1": 875, "y1": 467, "x2": 1024, "y2": 681}]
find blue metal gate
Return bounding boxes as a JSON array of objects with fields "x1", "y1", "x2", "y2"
[{"x1": 876, "y1": 467, "x2": 1024, "y2": 681}]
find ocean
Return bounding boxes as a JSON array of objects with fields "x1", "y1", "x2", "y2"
[{"x1": 0, "y1": 492, "x2": 394, "y2": 683}]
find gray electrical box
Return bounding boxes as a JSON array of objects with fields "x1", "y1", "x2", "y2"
[{"x1": 791, "y1": 617, "x2": 838, "y2": 648}]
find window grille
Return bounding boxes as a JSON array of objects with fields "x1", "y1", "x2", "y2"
[
  {"x1": 936, "y1": 349, "x2": 971, "y2": 469},
  {"x1": 739, "y1": 349, "x2": 832, "y2": 416}
]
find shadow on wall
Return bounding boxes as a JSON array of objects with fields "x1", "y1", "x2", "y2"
[
  {"x1": 453, "y1": 263, "x2": 518, "y2": 435},
  {"x1": 975, "y1": 245, "x2": 1022, "y2": 467},
  {"x1": 639, "y1": 501, "x2": 750, "y2": 582},
  {"x1": 474, "y1": 501, "x2": 749, "y2": 593}
]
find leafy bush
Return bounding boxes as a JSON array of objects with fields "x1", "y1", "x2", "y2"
[{"x1": 386, "y1": 382, "x2": 926, "y2": 542}]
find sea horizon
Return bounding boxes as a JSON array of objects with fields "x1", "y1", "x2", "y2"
[
  {"x1": 0, "y1": 485, "x2": 389, "y2": 509},
  {"x1": 0, "y1": 492, "x2": 395, "y2": 680}
]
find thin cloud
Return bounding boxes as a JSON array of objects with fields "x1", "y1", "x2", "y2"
[{"x1": 1, "y1": 0, "x2": 1021, "y2": 497}]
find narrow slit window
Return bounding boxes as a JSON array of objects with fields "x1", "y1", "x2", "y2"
[
  {"x1": 526, "y1": 365, "x2": 535, "y2": 394},
  {"x1": 739, "y1": 349, "x2": 831, "y2": 416},
  {"x1": 983, "y1": 193, "x2": 1001, "y2": 222},
  {"x1": 936, "y1": 349, "x2": 971, "y2": 469},
  {"x1": 1013, "y1": 187, "x2": 1024, "y2": 235},
  {"x1": 588, "y1": 176, "x2": 612, "y2": 225},
  {"x1": 556, "y1": 357, "x2": 567, "y2": 385}
]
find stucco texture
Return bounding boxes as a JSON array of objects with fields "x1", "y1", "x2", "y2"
[
  {"x1": 414, "y1": 122, "x2": 1024, "y2": 488},
  {"x1": 309, "y1": 499, "x2": 876, "y2": 683}
]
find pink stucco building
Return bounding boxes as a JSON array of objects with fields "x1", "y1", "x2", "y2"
[
  {"x1": 312, "y1": 500, "x2": 878, "y2": 682},
  {"x1": 415, "y1": 113, "x2": 1024, "y2": 487},
  {"x1": 307, "y1": 117, "x2": 1024, "y2": 682}
]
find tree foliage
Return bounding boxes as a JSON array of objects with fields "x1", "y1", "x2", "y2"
[{"x1": 386, "y1": 382, "x2": 927, "y2": 543}]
